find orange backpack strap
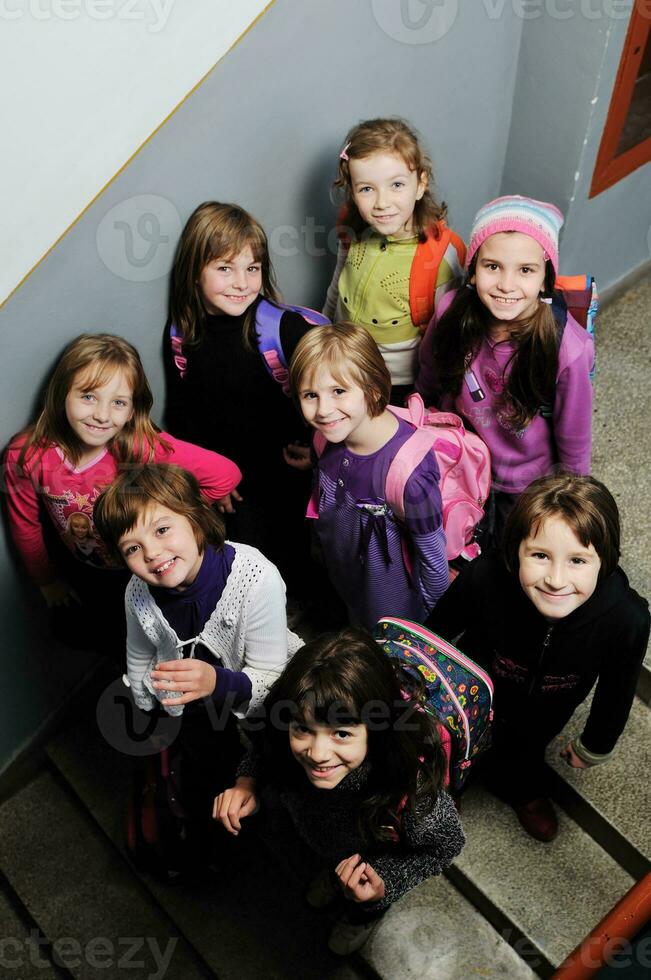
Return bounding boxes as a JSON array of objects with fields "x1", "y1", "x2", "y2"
[{"x1": 409, "y1": 223, "x2": 467, "y2": 329}]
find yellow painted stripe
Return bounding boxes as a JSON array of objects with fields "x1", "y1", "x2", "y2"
[{"x1": 1, "y1": 0, "x2": 277, "y2": 310}]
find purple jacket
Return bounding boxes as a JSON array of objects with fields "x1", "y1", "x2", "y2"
[
  {"x1": 312, "y1": 418, "x2": 448, "y2": 630},
  {"x1": 416, "y1": 292, "x2": 594, "y2": 493}
]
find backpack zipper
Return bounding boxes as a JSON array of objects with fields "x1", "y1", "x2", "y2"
[
  {"x1": 383, "y1": 618, "x2": 495, "y2": 697},
  {"x1": 392, "y1": 639, "x2": 473, "y2": 765}
]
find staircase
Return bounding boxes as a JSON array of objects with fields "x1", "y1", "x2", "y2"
[{"x1": 1, "y1": 279, "x2": 649, "y2": 979}]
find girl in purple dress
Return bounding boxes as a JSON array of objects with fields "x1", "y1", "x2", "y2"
[{"x1": 288, "y1": 322, "x2": 448, "y2": 630}]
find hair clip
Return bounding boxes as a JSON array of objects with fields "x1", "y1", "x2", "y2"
[
  {"x1": 540, "y1": 296, "x2": 553, "y2": 304},
  {"x1": 339, "y1": 142, "x2": 351, "y2": 162}
]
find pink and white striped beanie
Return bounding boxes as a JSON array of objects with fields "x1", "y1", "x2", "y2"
[{"x1": 466, "y1": 195, "x2": 564, "y2": 273}]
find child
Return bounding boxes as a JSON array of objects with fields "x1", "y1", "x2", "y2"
[
  {"x1": 163, "y1": 201, "x2": 314, "y2": 596},
  {"x1": 426, "y1": 474, "x2": 650, "y2": 842},
  {"x1": 5, "y1": 333, "x2": 241, "y2": 657},
  {"x1": 323, "y1": 117, "x2": 466, "y2": 403},
  {"x1": 94, "y1": 463, "x2": 302, "y2": 869},
  {"x1": 417, "y1": 195, "x2": 595, "y2": 549},
  {"x1": 288, "y1": 322, "x2": 449, "y2": 631},
  {"x1": 213, "y1": 628, "x2": 465, "y2": 955}
]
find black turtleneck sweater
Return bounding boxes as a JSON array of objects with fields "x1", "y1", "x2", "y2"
[
  {"x1": 426, "y1": 555, "x2": 649, "y2": 755},
  {"x1": 163, "y1": 298, "x2": 311, "y2": 494}
]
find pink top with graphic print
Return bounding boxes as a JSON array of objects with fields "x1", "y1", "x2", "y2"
[{"x1": 4, "y1": 434, "x2": 241, "y2": 584}]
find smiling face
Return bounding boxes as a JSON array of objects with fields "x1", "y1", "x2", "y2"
[
  {"x1": 298, "y1": 366, "x2": 377, "y2": 450},
  {"x1": 472, "y1": 232, "x2": 547, "y2": 326},
  {"x1": 289, "y1": 715, "x2": 368, "y2": 789},
  {"x1": 518, "y1": 515, "x2": 601, "y2": 621},
  {"x1": 349, "y1": 151, "x2": 426, "y2": 239},
  {"x1": 198, "y1": 245, "x2": 262, "y2": 317},
  {"x1": 64, "y1": 368, "x2": 134, "y2": 463},
  {"x1": 69, "y1": 513, "x2": 92, "y2": 540},
  {"x1": 118, "y1": 504, "x2": 204, "y2": 591}
]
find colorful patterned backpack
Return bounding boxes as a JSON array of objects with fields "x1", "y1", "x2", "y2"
[
  {"x1": 374, "y1": 617, "x2": 494, "y2": 791},
  {"x1": 169, "y1": 298, "x2": 329, "y2": 394}
]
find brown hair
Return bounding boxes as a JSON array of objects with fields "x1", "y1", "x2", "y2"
[
  {"x1": 18, "y1": 334, "x2": 168, "y2": 469},
  {"x1": 254, "y1": 628, "x2": 446, "y2": 843},
  {"x1": 289, "y1": 322, "x2": 391, "y2": 418},
  {"x1": 169, "y1": 201, "x2": 280, "y2": 349},
  {"x1": 502, "y1": 473, "x2": 621, "y2": 580},
  {"x1": 430, "y1": 255, "x2": 559, "y2": 430},
  {"x1": 94, "y1": 463, "x2": 225, "y2": 563},
  {"x1": 333, "y1": 117, "x2": 447, "y2": 241}
]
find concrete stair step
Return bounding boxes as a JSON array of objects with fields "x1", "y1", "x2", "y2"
[
  {"x1": 453, "y1": 783, "x2": 635, "y2": 970},
  {"x1": 360, "y1": 873, "x2": 537, "y2": 979},
  {"x1": 0, "y1": 883, "x2": 61, "y2": 979},
  {"x1": 545, "y1": 694, "x2": 651, "y2": 876},
  {"x1": 46, "y1": 717, "x2": 360, "y2": 980},
  {"x1": 636, "y1": 661, "x2": 651, "y2": 705},
  {"x1": 0, "y1": 770, "x2": 207, "y2": 980}
]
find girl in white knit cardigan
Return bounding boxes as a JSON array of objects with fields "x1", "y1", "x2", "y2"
[{"x1": 95, "y1": 463, "x2": 302, "y2": 811}]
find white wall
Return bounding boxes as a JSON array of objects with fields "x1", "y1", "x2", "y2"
[{"x1": 0, "y1": 0, "x2": 271, "y2": 302}]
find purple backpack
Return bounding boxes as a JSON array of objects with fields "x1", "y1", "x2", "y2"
[
  {"x1": 169, "y1": 298, "x2": 329, "y2": 394},
  {"x1": 374, "y1": 616, "x2": 494, "y2": 792}
]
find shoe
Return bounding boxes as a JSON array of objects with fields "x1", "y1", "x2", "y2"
[
  {"x1": 305, "y1": 870, "x2": 338, "y2": 909},
  {"x1": 513, "y1": 797, "x2": 558, "y2": 842},
  {"x1": 328, "y1": 917, "x2": 378, "y2": 956}
]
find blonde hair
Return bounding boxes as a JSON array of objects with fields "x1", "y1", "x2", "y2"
[
  {"x1": 169, "y1": 201, "x2": 280, "y2": 349},
  {"x1": 333, "y1": 117, "x2": 447, "y2": 240},
  {"x1": 17, "y1": 333, "x2": 168, "y2": 469},
  {"x1": 502, "y1": 474, "x2": 621, "y2": 581},
  {"x1": 289, "y1": 322, "x2": 391, "y2": 418},
  {"x1": 94, "y1": 463, "x2": 225, "y2": 564}
]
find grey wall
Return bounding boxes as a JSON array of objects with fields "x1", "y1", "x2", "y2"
[
  {"x1": 0, "y1": 0, "x2": 524, "y2": 772},
  {"x1": 501, "y1": 1, "x2": 651, "y2": 289}
]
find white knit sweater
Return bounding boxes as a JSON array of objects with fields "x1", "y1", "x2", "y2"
[{"x1": 124, "y1": 542, "x2": 303, "y2": 718}]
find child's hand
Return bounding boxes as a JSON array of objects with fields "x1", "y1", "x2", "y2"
[
  {"x1": 151, "y1": 659, "x2": 217, "y2": 705},
  {"x1": 216, "y1": 488, "x2": 243, "y2": 514},
  {"x1": 283, "y1": 443, "x2": 312, "y2": 471},
  {"x1": 213, "y1": 777, "x2": 257, "y2": 835},
  {"x1": 335, "y1": 854, "x2": 385, "y2": 903},
  {"x1": 40, "y1": 579, "x2": 80, "y2": 608},
  {"x1": 560, "y1": 741, "x2": 590, "y2": 770}
]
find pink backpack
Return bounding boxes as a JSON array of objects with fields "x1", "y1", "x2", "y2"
[{"x1": 309, "y1": 392, "x2": 491, "y2": 563}]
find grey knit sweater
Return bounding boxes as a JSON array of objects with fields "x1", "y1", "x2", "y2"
[{"x1": 239, "y1": 757, "x2": 465, "y2": 910}]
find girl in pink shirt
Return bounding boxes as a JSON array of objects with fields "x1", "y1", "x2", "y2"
[{"x1": 5, "y1": 333, "x2": 241, "y2": 659}]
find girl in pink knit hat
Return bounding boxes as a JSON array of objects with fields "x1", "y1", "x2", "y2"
[{"x1": 417, "y1": 195, "x2": 595, "y2": 550}]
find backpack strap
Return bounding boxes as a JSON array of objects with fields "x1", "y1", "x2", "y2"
[
  {"x1": 409, "y1": 223, "x2": 459, "y2": 329},
  {"x1": 169, "y1": 323, "x2": 187, "y2": 379},
  {"x1": 305, "y1": 431, "x2": 327, "y2": 519},
  {"x1": 255, "y1": 299, "x2": 290, "y2": 394},
  {"x1": 256, "y1": 299, "x2": 330, "y2": 395}
]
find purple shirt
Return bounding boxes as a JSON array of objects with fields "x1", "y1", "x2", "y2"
[
  {"x1": 313, "y1": 417, "x2": 448, "y2": 630},
  {"x1": 417, "y1": 294, "x2": 594, "y2": 493}
]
